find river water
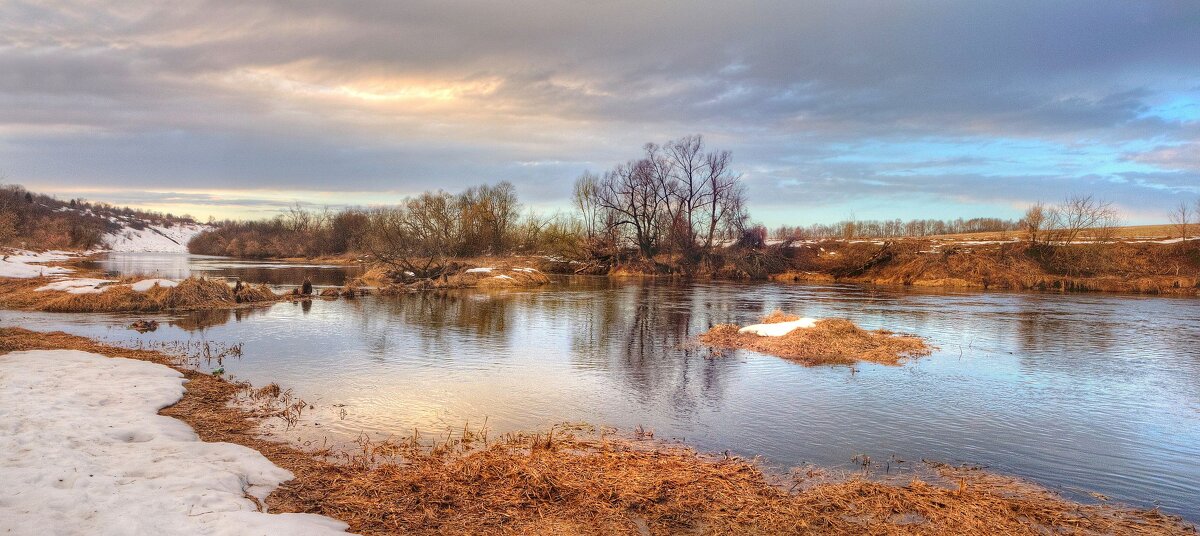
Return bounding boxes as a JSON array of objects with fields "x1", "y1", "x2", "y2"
[{"x1": 5, "y1": 252, "x2": 1199, "y2": 519}]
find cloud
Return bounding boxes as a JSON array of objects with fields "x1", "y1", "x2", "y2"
[{"x1": 1, "y1": 0, "x2": 1198, "y2": 223}]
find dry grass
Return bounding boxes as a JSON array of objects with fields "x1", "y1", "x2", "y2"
[
  {"x1": 377, "y1": 265, "x2": 552, "y2": 293},
  {"x1": 1, "y1": 327, "x2": 1193, "y2": 535},
  {"x1": 0, "y1": 276, "x2": 281, "y2": 313},
  {"x1": 774, "y1": 241, "x2": 1200, "y2": 295},
  {"x1": 701, "y1": 312, "x2": 932, "y2": 366},
  {"x1": 924, "y1": 223, "x2": 1190, "y2": 242}
]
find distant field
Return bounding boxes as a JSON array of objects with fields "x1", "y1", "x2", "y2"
[{"x1": 923, "y1": 223, "x2": 1189, "y2": 242}]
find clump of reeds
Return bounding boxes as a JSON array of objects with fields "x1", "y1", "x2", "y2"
[
  {"x1": 2, "y1": 276, "x2": 282, "y2": 313},
  {"x1": 700, "y1": 312, "x2": 932, "y2": 366}
]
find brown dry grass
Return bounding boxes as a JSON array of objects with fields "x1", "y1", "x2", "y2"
[
  {"x1": 1, "y1": 327, "x2": 1193, "y2": 535},
  {"x1": 775, "y1": 241, "x2": 1200, "y2": 295},
  {"x1": 0, "y1": 276, "x2": 281, "y2": 313},
  {"x1": 924, "y1": 223, "x2": 1190, "y2": 242},
  {"x1": 701, "y1": 312, "x2": 932, "y2": 366}
]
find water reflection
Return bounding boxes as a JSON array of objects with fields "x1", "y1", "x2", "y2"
[
  {"x1": 3, "y1": 276, "x2": 1199, "y2": 520},
  {"x1": 82, "y1": 252, "x2": 362, "y2": 286}
]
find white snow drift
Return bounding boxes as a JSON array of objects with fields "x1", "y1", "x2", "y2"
[
  {"x1": 130, "y1": 278, "x2": 180, "y2": 292},
  {"x1": 34, "y1": 278, "x2": 115, "y2": 294},
  {"x1": 103, "y1": 222, "x2": 210, "y2": 253},
  {"x1": 0, "y1": 350, "x2": 350, "y2": 536},
  {"x1": 0, "y1": 250, "x2": 75, "y2": 279},
  {"x1": 738, "y1": 317, "x2": 818, "y2": 337}
]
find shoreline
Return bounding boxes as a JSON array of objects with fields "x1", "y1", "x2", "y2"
[{"x1": 1, "y1": 327, "x2": 1194, "y2": 535}]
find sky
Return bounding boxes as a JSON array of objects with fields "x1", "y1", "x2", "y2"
[{"x1": 1, "y1": 0, "x2": 1198, "y2": 226}]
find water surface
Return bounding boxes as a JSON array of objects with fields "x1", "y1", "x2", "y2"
[{"x1": 7, "y1": 254, "x2": 1200, "y2": 519}]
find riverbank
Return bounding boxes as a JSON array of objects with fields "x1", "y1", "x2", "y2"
[
  {"x1": 321, "y1": 239, "x2": 1200, "y2": 296},
  {"x1": 1, "y1": 327, "x2": 1192, "y2": 535},
  {"x1": 769, "y1": 240, "x2": 1200, "y2": 295}
]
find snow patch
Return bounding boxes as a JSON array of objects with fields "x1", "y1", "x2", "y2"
[
  {"x1": 738, "y1": 318, "x2": 818, "y2": 337},
  {"x1": 0, "y1": 250, "x2": 76, "y2": 279},
  {"x1": 492, "y1": 274, "x2": 514, "y2": 280},
  {"x1": 0, "y1": 350, "x2": 351, "y2": 536},
  {"x1": 103, "y1": 223, "x2": 210, "y2": 253},
  {"x1": 35, "y1": 278, "x2": 115, "y2": 294},
  {"x1": 131, "y1": 278, "x2": 180, "y2": 292},
  {"x1": 465, "y1": 267, "x2": 494, "y2": 273}
]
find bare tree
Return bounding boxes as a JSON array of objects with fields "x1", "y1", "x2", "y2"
[
  {"x1": 1169, "y1": 201, "x2": 1193, "y2": 240},
  {"x1": 362, "y1": 192, "x2": 460, "y2": 278},
  {"x1": 1047, "y1": 195, "x2": 1119, "y2": 245},
  {"x1": 1022, "y1": 202, "x2": 1047, "y2": 245},
  {"x1": 574, "y1": 135, "x2": 747, "y2": 262}
]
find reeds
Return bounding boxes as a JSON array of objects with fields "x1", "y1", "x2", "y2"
[
  {"x1": 0, "y1": 276, "x2": 282, "y2": 313},
  {"x1": 700, "y1": 312, "x2": 932, "y2": 366}
]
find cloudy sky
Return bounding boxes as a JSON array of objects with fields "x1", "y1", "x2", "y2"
[{"x1": 2, "y1": 1, "x2": 1198, "y2": 225}]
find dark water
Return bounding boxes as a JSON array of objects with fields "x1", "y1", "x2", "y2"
[
  {"x1": 79, "y1": 252, "x2": 362, "y2": 286},
  {"x1": 6, "y1": 256, "x2": 1200, "y2": 519}
]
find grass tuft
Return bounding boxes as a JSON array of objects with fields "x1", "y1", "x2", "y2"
[{"x1": 701, "y1": 313, "x2": 932, "y2": 366}]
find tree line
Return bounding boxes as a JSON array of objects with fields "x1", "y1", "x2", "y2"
[
  {"x1": 188, "y1": 182, "x2": 582, "y2": 275},
  {"x1": 773, "y1": 217, "x2": 1022, "y2": 241}
]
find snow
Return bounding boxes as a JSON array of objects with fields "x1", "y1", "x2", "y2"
[
  {"x1": 0, "y1": 350, "x2": 351, "y2": 536},
  {"x1": 492, "y1": 274, "x2": 514, "y2": 280},
  {"x1": 35, "y1": 278, "x2": 115, "y2": 294},
  {"x1": 103, "y1": 223, "x2": 210, "y2": 253},
  {"x1": 0, "y1": 250, "x2": 75, "y2": 279},
  {"x1": 131, "y1": 278, "x2": 180, "y2": 292},
  {"x1": 738, "y1": 318, "x2": 818, "y2": 337},
  {"x1": 511, "y1": 267, "x2": 539, "y2": 273},
  {"x1": 465, "y1": 267, "x2": 494, "y2": 273}
]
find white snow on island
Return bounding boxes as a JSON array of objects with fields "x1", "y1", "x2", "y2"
[
  {"x1": 131, "y1": 278, "x2": 181, "y2": 292},
  {"x1": 34, "y1": 278, "x2": 115, "y2": 294},
  {"x1": 0, "y1": 350, "x2": 351, "y2": 536},
  {"x1": 738, "y1": 318, "x2": 818, "y2": 337}
]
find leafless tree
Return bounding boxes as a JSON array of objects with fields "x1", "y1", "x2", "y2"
[
  {"x1": 1022, "y1": 202, "x2": 1047, "y2": 245},
  {"x1": 1169, "y1": 201, "x2": 1193, "y2": 240},
  {"x1": 1046, "y1": 195, "x2": 1120, "y2": 245},
  {"x1": 362, "y1": 192, "x2": 460, "y2": 278},
  {"x1": 458, "y1": 181, "x2": 521, "y2": 254},
  {"x1": 574, "y1": 135, "x2": 747, "y2": 261}
]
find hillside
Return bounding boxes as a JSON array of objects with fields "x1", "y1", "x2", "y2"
[{"x1": 0, "y1": 184, "x2": 208, "y2": 253}]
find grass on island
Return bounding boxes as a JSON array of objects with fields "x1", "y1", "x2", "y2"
[
  {"x1": 1, "y1": 327, "x2": 1192, "y2": 535},
  {"x1": 0, "y1": 276, "x2": 280, "y2": 313},
  {"x1": 701, "y1": 311, "x2": 932, "y2": 366},
  {"x1": 364, "y1": 262, "x2": 552, "y2": 293}
]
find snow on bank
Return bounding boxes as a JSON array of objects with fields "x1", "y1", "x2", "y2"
[
  {"x1": 0, "y1": 350, "x2": 351, "y2": 536},
  {"x1": 104, "y1": 222, "x2": 210, "y2": 253},
  {"x1": 0, "y1": 250, "x2": 75, "y2": 279},
  {"x1": 738, "y1": 318, "x2": 818, "y2": 337},
  {"x1": 35, "y1": 278, "x2": 114, "y2": 294}
]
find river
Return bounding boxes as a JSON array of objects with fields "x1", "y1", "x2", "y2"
[{"x1": 5, "y1": 252, "x2": 1198, "y2": 519}]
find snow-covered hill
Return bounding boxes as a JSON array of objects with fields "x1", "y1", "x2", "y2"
[{"x1": 103, "y1": 222, "x2": 210, "y2": 253}]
